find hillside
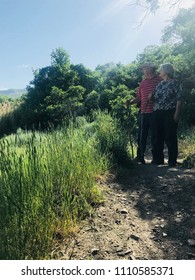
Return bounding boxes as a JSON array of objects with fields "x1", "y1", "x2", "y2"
[{"x1": 0, "y1": 89, "x2": 26, "y2": 99}]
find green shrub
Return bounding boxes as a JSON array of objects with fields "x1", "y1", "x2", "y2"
[
  {"x1": 179, "y1": 127, "x2": 195, "y2": 168},
  {"x1": 92, "y1": 111, "x2": 133, "y2": 167},
  {"x1": 182, "y1": 154, "x2": 195, "y2": 168}
]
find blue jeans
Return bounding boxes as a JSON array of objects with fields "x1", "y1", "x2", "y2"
[{"x1": 137, "y1": 112, "x2": 141, "y2": 159}]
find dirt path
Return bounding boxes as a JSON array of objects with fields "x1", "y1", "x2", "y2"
[{"x1": 53, "y1": 156, "x2": 195, "y2": 260}]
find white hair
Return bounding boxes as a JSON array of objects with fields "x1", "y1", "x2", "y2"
[{"x1": 160, "y1": 63, "x2": 174, "y2": 78}]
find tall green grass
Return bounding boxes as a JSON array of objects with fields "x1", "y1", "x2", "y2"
[
  {"x1": 0, "y1": 120, "x2": 108, "y2": 259},
  {"x1": 179, "y1": 126, "x2": 195, "y2": 168},
  {"x1": 92, "y1": 111, "x2": 133, "y2": 167},
  {"x1": 0, "y1": 112, "x2": 132, "y2": 259}
]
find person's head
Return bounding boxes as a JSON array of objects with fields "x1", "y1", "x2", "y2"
[
  {"x1": 140, "y1": 62, "x2": 157, "y2": 78},
  {"x1": 159, "y1": 63, "x2": 174, "y2": 80}
]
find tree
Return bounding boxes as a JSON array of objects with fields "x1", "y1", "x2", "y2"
[
  {"x1": 21, "y1": 48, "x2": 80, "y2": 127},
  {"x1": 51, "y1": 47, "x2": 70, "y2": 68},
  {"x1": 132, "y1": 0, "x2": 188, "y2": 13},
  {"x1": 162, "y1": 5, "x2": 195, "y2": 125},
  {"x1": 84, "y1": 90, "x2": 100, "y2": 114},
  {"x1": 136, "y1": 44, "x2": 175, "y2": 67},
  {"x1": 71, "y1": 64, "x2": 98, "y2": 96},
  {"x1": 95, "y1": 62, "x2": 140, "y2": 91},
  {"x1": 44, "y1": 85, "x2": 85, "y2": 124}
]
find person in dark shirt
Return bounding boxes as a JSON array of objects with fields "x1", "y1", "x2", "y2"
[{"x1": 151, "y1": 63, "x2": 183, "y2": 167}]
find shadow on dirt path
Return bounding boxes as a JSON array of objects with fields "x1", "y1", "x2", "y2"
[
  {"x1": 53, "y1": 157, "x2": 195, "y2": 260},
  {"x1": 115, "y1": 160, "x2": 195, "y2": 259}
]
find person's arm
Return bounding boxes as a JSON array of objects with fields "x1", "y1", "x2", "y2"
[
  {"x1": 148, "y1": 91, "x2": 154, "y2": 101},
  {"x1": 148, "y1": 83, "x2": 159, "y2": 101},
  {"x1": 126, "y1": 97, "x2": 140, "y2": 107},
  {"x1": 126, "y1": 87, "x2": 141, "y2": 108},
  {"x1": 174, "y1": 100, "x2": 182, "y2": 122}
]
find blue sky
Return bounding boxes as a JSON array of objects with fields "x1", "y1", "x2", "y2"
[{"x1": 0, "y1": 0, "x2": 193, "y2": 89}]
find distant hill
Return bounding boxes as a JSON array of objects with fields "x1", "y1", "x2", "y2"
[{"x1": 0, "y1": 89, "x2": 27, "y2": 99}]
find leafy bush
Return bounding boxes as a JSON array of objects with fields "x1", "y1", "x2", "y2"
[
  {"x1": 92, "y1": 111, "x2": 133, "y2": 167},
  {"x1": 182, "y1": 154, "x2": 195, "y2": 169},
  {"x1": 179, "y1": 127, "x2": 195, "y2": 168}
]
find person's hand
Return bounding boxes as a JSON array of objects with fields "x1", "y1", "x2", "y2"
[
  {"x1": 126, "y1": 99, "x2": 131, "y2": 108},
  {"x1": 173, "y1": 112, "x2": 180, "y2": 123}
]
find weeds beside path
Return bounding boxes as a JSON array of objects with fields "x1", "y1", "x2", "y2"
[{"x1": 54, "y1": 157, "x2": 195, "y2": 260}]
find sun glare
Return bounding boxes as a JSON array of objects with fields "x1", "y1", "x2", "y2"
[{"x1": 96, "y1": 0, "x2": 129, "y2": 22}]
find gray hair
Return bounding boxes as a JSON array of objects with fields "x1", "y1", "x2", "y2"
[{"x1": 159, "y1": 63, "x2": 174, "y2": 78}]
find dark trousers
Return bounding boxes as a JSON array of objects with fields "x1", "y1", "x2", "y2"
[
  {"x1": 137, "y1": 112, "x2": 141, "y2": 159},
  {"x1": 153, "y1": 110, "x2": 178, "y2": 165},
  {"x1": 140, "y1": 113, "x2": 155, "y2": 159}
]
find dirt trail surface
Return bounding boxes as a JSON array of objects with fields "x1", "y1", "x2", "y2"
[{"x1": 54, "y1": 157, "x2": 195, "y2": 260}]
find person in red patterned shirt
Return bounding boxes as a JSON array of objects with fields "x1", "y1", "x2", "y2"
[{"x1": 127, "y1": 62, "x2": 161, "y2": 164}]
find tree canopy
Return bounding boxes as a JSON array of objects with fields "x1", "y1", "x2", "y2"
[{"x1": 0, "y1": 4, "x2": 195, "y2": 135}]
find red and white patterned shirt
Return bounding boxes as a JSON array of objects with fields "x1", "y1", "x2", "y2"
[{"x1": 136, "y1": 76, "x2": 161, "y2": 113}]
